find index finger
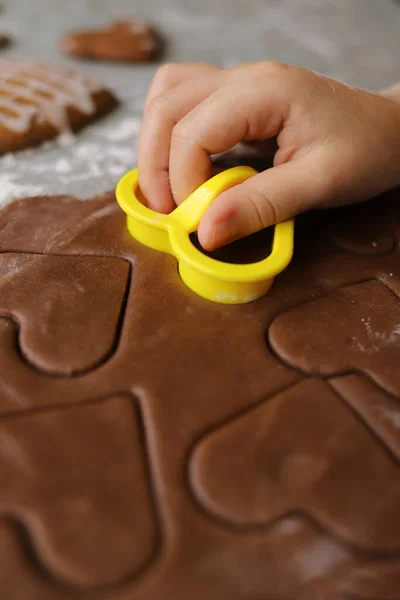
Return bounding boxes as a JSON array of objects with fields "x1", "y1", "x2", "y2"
[
  {"x1": 137, "y1": 72, "x2": 223, "y2": 212},
  {"x1": 168, "y1": 82, "x2": 285, "y2": 205}
]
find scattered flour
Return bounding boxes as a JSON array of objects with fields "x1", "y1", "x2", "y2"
[
  {"x1": 55, "y1": 158, "x2": 73, "y2": 174},
  {"x1": 102, "y1": 117, "x2": 141, "y2": 142},
  {"x1": 0, "y1": 106, "x2": 141, "y2": 208},
  {"x1": 377, "y1": 405, "x2": 400, "y2": 429},
  {"x1": 0, "y1": 171, "x2": 45, "y2": 206},
  {"x1": 352, "y1": 316, "x2": 400, "y2": 354}
]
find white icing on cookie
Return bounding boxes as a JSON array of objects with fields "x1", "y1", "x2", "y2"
[
  {"x1": 140, "y1": 38, "x2": 156, "y2": 51},
  {"x1": 118, "y1": 20, "x2": 150, "y2": 35},
  {"x1": 0, "y1": 60, "x2": 102, "y2": 134}
]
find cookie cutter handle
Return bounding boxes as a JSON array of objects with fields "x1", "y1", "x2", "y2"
[{"x1": 170, "y1": 166, "x2": 258, "y2": 232}]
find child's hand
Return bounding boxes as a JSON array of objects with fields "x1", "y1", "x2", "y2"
[{"x1": 137, "y1": 61, "x2": 400, "y2": 250}]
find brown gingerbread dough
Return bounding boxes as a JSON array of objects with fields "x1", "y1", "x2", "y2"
[
  {"x1": 0, "y1": 60, "x2": 116, "y2": 154},
  {"x1": 0, "y1": 183, "x2": 399, "y2": 599},
  {"x1": 60, "y1": 20, "x2": 162, "y2": 63},
  {"x1": 269, "y1": 279, "x2": 400, "y2": 395}
]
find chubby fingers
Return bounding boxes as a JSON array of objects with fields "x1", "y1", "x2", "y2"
[
  {"x1": 167, "y1": 79, "x2": 288, "y2": 206},
  {"x1": 197, "y1": 152, "x2": 332, "y2": 250},
  {"x1": 138, "y1": 61, "x2": 294, "y2": 213},
  {"x1": 144, "y1": 62, "x2": 221, "y2": 109},
  {"x1": 138, "y1": 64, "x2": 222, "y2": 212}
]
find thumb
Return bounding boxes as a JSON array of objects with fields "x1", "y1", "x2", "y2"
[{"x1": 197, "y1": 156, "x2": 329, "y2": 250}]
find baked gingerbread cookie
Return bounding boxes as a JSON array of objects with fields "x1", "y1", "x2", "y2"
[
  {"x1": 0, "y1": 59, "x2": 117, "y2": 154},
  {"x1": 60, "y1": 20, "x2": 161, "y2": 63}
]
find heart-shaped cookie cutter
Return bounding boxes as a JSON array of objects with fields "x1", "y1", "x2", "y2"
[{"x1": 116, "y1": 166, "x2": 294, "y2": 304}]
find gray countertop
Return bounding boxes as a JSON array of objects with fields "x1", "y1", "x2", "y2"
[{"x1": 1, "y1": 0, "x2": 400, "y2": 207}]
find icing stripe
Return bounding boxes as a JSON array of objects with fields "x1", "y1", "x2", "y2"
[{"x1": 0, "y1": 60, "x2": 102, "y2": 134}]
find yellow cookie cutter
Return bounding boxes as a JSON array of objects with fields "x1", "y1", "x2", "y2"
[{"x1": 116, "y1": 166, "x2": 294, "y2": 304}]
